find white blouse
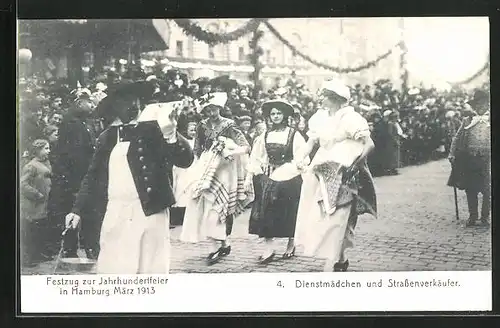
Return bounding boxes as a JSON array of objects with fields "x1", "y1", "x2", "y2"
[
  {"x1": 307, "y1": 106, "x2": 370, "y2": 167},
  {"x1": 248, "y1": 127, "x2": 307, "y2": 175}
]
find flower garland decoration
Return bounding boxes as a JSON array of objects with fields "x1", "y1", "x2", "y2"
[
  {"x1": 449, "y1": 58, "x2": 490, "y2": 86},
  {"x1": 174, "y1": 19, "x2": 263, "y2": 45},
  {"x1": 263, "y1": 20, "x2": 400, "y2": 74},
  {"x1": 248, "y1": 29, "x2": 265, "y2": 99},
  {"x1": 399, "y1": 40, "x2": 409, "y2": 98}
]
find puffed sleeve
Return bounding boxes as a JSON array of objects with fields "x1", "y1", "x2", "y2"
[
  {"x1": 306, "y1": 111, "x2": 322, "y2": 142},
  {"x1": 292, "y1": 131, "x2": 307, "y2": 162},
  {"x1": 345, "y1": 111, "x2": 371, "y2": 140},
  {"x1": 247, "y1": 133, "x2": 267, "y2": 175}
]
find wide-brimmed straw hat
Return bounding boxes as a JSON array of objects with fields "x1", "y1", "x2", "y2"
[{"x1": 261, "y1": 99, "x2": 295, "y2": 118}]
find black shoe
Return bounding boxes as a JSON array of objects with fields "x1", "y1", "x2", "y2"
[
  {"x1": 333, "y1": 260, "x2": 349, "y2": 272},
  {"x1": 258, "y1": 252, "x2": 276, "y2": 265},
  {"x1": 207, "y1": 246, "x2": 230, "y2": 265},
  {"x1": 479, "y1": 218, "x2": 490, "y2": 227},
  {"x1": 465, "y1": 217, "x2": 477, "y2": 227},
  {"x1": 282, "y1": 246, "x2": 296, "y2": 259},
  {"x1": 220, "y1": 245, "x2": 231, "y2": 256}
]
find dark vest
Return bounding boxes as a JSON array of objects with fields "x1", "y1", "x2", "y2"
[
  {"x1": 264, "y1": 128, "x2": 296, "y2": 167},
  {"x1": 72, "y1": 120, "x2": 194, "y2": 217}
]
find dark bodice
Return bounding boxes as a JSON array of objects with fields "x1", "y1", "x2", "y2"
[{"x1": 264, "y1": 128, "x2": 296, "y2": 167}]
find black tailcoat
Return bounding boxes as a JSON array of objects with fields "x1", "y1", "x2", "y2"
[{"x1": 72, "y1": 120, "x2": 194, "y2": 218}]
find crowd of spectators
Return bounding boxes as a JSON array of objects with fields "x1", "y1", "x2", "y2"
[{"x1": 20, "y1": 67, "x2": 488, "y2": 175}]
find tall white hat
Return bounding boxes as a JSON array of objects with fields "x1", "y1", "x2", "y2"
[
  {"x1": 195, "y1": 92, "x2": 228, "y2": 113},
  {"x1": 321, "y1": 79, "x2": 351, "y2": 102}
]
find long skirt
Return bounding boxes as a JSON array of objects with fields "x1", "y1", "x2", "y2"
[
  {"x1": 249, "y1": 174, "x2": 302, "y2": 238},
  {"x1": 180, "y1": 150, "x2": 252, "y2": 243},
  {"x1": 294, "y1": 171, "x2": 356, "y2": 262}
]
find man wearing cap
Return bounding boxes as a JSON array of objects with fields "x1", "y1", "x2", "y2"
[
  {"x1": 48, "y1": 97, "x2": 98, "y2": 259},
  {"x1": 293, "y1": 79, "x2": 377, "y2": 272},
  {"x1": 64, "y1": 80, "x2": 194, "y2": 274},
  {"x1": 180, "y1": 92, "x2": 254, "y2": 265},
  {"x1": 448, "y1": 89, "x2": 491, "y2": 227}
]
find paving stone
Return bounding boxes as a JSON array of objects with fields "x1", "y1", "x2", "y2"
[{"x1": 22, "y1": 160, "x2": 491, "y2": 275}]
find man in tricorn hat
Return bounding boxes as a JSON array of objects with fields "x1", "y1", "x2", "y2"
[
  {"x1": 64, "y1": 80, "x2": 194, "y2": 274},
  {"x1": 448, "y1": 89, "x2": 491, "y2": 227}
]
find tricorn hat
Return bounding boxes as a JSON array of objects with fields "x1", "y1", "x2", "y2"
[
  {"x1": 95, "y1": 80, "x2": 156, "y2": 120},
  {"x1": 261, "y1": 99, "x2": 295, "y2": 118}
]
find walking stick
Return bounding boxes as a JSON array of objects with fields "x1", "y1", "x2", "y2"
[
  {"x1": 451, "y1": 160, "x2": 460, "y2": 222},
  {"x1": 453, "y1": 186, "x2": 460, "y2": 222},
  {"x1": 52, "y1": 224, "x2": 71, "y2": 274}
]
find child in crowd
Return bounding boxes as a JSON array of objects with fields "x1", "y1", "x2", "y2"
[{"x1": 20, "y1": 139, "x2": 53, "y2": 267}]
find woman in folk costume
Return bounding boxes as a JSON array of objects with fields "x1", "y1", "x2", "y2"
[
  {"x1": 180, "y1": 92, "x2": 254, "y2": 265},
  {"x1": 247, "y1": 100, "x2": 307, "y2": 264},
  {"x1": 293, "y1": 79, "x2": 377, "y2": 272},
  {"x1": 170, "y1": 120, "x2": 198, "y2": 227},
  {"x1": 65, "y1": 81, "x2": 194, "y2": 274}
]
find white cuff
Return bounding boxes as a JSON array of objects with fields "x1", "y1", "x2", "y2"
[{"x1": 164, "y1": 133, "x2": 177, "y2": 144}]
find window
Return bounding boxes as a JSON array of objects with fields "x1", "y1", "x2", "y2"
[
  {"x1": 238, "y1": 47, "x2": 245, "y2": 61},
  {"x1": 208, "y1": 46, "x2": 215, "y2": 59},
  {"x1": 176, "y1": 41, "x2": 184, "y2": 57}
]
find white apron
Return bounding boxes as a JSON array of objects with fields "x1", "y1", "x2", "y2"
[
  {"x1": 97, "y1": 141, "x2": 171, "y2": 274},
  {"x1": 172, "y1": 138, "x2": 196, "y2": 207}
]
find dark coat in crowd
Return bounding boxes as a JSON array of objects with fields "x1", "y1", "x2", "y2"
[
  {"x1": 384, "y1": 121, "x2": 401, "y2": 170},
  {"x1": 48, "y1": 112, "x2": 97, "y2": 217},
  {"x1": 447, "y1": 113, "x2": 491, "y2": 193},
  {"x1": 47, "y1": 112, "x2": 98, "y2": 254},
  {"x1": 369, "y1": 120, "x2": 389, "y2": 175}
]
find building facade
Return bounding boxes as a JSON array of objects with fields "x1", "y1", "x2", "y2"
[{"x1": 149, "y1": 18, "x2": 404, "y2": 92}]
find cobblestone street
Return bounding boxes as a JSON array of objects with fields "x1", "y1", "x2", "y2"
[{"x1": 25, "y1": 159, "x2": 491, "y2": 275}]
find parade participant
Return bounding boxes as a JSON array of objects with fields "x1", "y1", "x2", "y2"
[
  {"x1": 448, "y1": 89, "x2": 491, "y2": 227},
  {"x1": 180, "y1": 92, "x2": 254, "y2": 265},
  {"x1": 48, "y1": 97, "x2": 98, "y2": 259},
  {"x1": 171, "y1": 120, "x2": 198, "y2": 227},
  {"x1": 64, "y1": 81, "x2": 194, "y2": 274},
  {"x1": 247, "y1": 99, "x2": 307, "y2": 263},
  {"x1": 20, "y1": 139, "x2": 52, "y2": 266},
  {"x1": 293, "y1": 79, "x2": 377, "y2": 272}
]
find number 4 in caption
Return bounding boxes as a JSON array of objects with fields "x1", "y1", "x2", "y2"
[{"x1": 277, "y1": 281, "x2": 285, "y2": 288}]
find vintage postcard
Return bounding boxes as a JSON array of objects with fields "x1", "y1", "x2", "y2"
[{"x1": 17, "y1": 17, "x2": 491, "y2": 313}]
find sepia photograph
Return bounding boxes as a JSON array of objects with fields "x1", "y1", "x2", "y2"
[{"x1": 17, "y1": 17, "x2": 491, "y2": 312}]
